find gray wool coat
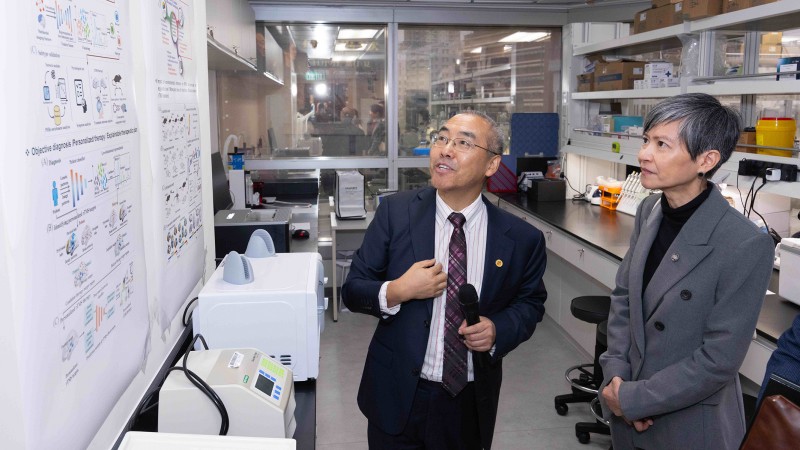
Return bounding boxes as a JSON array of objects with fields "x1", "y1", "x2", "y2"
[{"x1": 599, "y1": 186, "x2": 774, "y2": 450}]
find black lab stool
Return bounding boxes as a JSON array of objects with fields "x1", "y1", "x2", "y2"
[
  {"x1": 575, "y1": 319, "x2": 611, "y2": 444},
  {"x1": 553, "y1": 296, "x2": 611, "y2": 443}
]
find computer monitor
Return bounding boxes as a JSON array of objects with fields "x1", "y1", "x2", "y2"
[{"x1": 211, "y1": 152, "x2": 233, "y2": 214}]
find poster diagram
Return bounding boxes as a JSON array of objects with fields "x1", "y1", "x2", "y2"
[
  {"x1": 159, "y1": 0, "x2": 191, "y2": 77},
  {"x1": 143, "y1": 0, "x2": 204, "y2": 328},
  {"x1": 10, "y1": 1, "x2": 149, "y2": 449}
]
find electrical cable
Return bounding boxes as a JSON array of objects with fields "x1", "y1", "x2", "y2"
[
  {"x1": 561, "y1": 173, "x2": 586, "y2": 201},
  {"x1": 130, "y1": 334, "x2": 230, "y2": 436},
  {"x1": 180, "y1": 334, "x2": 230, "y2": 435},
  {"x1": 182, "y1": 296, "x2": 199, "y2": 327}
]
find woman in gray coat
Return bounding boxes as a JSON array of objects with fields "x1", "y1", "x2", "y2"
[{"x1": 599, "y1": 93, "x2": 775, "y2": 450}]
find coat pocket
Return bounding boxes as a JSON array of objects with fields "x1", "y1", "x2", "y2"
[{"x1": 367, "y1": 339, "x2": 394, "y2": 369}]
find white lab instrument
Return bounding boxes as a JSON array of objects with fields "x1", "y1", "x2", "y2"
[
  {"x1": 229, "y1": 169, "x2": 247, "y2": 209},
  {"x1": 159, "y1": 348, "x2": 296, "y2": 438},
  {"x1": 196, "y1": 251, "x2": 326, "y2": 380},
  {"x1": 616, "y1": 172, "x2": 652, "y2": 216},
  {"x1": 119, "y1": 431, "x2": 296, "y2": 450},
  {"x1": 778, "y1": 238, "x2": 800, "y2": 306}
]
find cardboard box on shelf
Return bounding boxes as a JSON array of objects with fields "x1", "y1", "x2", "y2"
[
  {"x1": 722, "y1": 0, "x2": 749, "y2": 13},
  {"x1": 636, "y1": 75, "x2": 680, "y2": 89},
  {"x1": 595, "y1": 61, "x2": 646, "y2": 91},
  {"x1": 760, "y1": 44, "x2": 783, "y2": 56},
  {"x1": 576, "y1": 72, "x2": 594, "y2": 92},
  {"x1": 656, "y1": 2, "x2": 684, "y2": 28},
  {"x1": 761, "y1": 32, "x2": 783, "y2": 45},
  {"x1": 644, "y1": 62, "x2": 675, "y2": 78},
  {"x1": 736, "y1": 129, "x2": 757, "y2": 153},
  {"x1": 633, "y1": 9, "x2": 653, "y2": 34},
  {"x1": 652, "y1": 0, "x2": 671, "y2": 6},
  {"x1": 683, "y1": 0, "x2": 722, "y2": 20}
]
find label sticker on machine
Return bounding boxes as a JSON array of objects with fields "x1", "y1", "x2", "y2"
[{"x1": 228, "y1": 351, "x2": 244, "y2": 368}]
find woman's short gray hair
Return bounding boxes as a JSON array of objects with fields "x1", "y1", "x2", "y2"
[
  {"x1": 460, "y1": 110, "x2": 505, "y2": 155},
  {"x1": 644, "y1": 93, "x2": 741, "y2": 177}
]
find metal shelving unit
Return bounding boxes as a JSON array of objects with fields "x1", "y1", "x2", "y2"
[{"x1": 564, "y1": 0, "x2": 800, "y2": 200}]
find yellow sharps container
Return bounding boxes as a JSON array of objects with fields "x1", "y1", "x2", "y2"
[{"x1": 756, "y1": 117, "x2": 796, "y2": 157}]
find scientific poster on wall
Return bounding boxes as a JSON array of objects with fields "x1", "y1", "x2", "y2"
[
  {"x1": 2, "y1": 1, "x2": 149, "y2": 448},
  {"x1": 141, "y1": 0, "x2": 204, "y2": 328}
]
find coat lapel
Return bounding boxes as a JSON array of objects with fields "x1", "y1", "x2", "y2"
[
  {"x1": 410, "y1": 188, "x2": 436, "y2": 316},
  {"x1": 479, "y1": 197, "x2": 514, "y2": 309},
  {"x1": 628, "y1": 199, "x2": 662, "y2": 359},
  {"x1": 642, "y1": 188, "x2": 728, "y2": 321}
]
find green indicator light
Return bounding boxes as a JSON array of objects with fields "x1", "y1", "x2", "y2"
[{"x1": 243, "y1": 375, "x2": 249, "y2": 384}]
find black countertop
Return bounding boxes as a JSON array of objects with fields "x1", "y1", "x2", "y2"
[{"x1": 496, "y1": 193, "x2": 800, "y2": 344}]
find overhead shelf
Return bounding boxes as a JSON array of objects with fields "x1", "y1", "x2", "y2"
[
  {"x1": 207, "y1": 36, "x2": 256, "y2": 72},
  {"x1": 207, "y1": 36, "x2": 284, "y2": 88},
  {"x1": 687, "y1": 78, "x2": 800, "y2": 96},
  {"x1": 431, "y1": 64, "x2": 512, "y2": 85},
  {"x1": 572, "y1": 87, "x2": 681, "y2": 100},
  {"x1": 573, "y1": 25, "x2": 684, "y2": 57},
  {"x1": 430, "y1": 96, "x2": 512, "y2": 106},
  {"x1": 690, "y1": 0, "x2": 800, "y2": 33},
  {"x1": 573, "y1": 0, "x2": 800, "y2": 57}
]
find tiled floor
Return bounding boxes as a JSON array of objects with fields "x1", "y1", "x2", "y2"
[{"x1": 316, "y1": 308, "x2": 613, "y2": 450}]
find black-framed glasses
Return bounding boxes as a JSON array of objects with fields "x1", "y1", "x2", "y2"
[{"x1": 432, "y1": 134, "x2": 499, "y2": 155}]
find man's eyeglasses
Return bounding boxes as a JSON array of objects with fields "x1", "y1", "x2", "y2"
[{"x1": 432, "y1": 135, "x2": 499, "y2": 155}]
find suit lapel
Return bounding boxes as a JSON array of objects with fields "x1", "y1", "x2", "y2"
[
  {"x1": 628, "y1": 198, "x2": 662, "y2": 360},
  {"x1": 480, "y1": 197, "x2": 513, "y2": 309},
  {"x1": 410, "y1": 188, "x2": 436, "y2": 316},
  {"x1": 642, "y1": 188, "x2": 727, "y2": 321}
]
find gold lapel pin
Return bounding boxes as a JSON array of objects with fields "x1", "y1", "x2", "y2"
[{"x1": 496, "y1": 259, "x2": 503, "y2": 268}]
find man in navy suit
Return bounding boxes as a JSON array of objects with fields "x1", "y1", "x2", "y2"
[{"x1": 342, "y1": 111, "x2": 547, "y2": 449}]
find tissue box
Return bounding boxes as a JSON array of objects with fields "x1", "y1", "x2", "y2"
[{"x1": 779, "y1": 238, "x2": 800, "y2": 306}]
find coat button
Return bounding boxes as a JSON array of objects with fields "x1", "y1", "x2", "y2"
[
  {"x1": 654, "y1": 321, "x2": 665, "y2": 331},
  {"x1": 411, "y1": 368, "x2": 420, "y2": 376},
  {"x1": 680, "y1": 290, "x2": 692, "y2": 301},
  {"x1": 424, "y1": 320, "x2": 430, "y2": 328}
]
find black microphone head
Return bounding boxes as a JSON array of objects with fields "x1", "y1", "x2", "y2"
[{"x1": 458, "y1": 283, "x2": 479, "y2": 306}]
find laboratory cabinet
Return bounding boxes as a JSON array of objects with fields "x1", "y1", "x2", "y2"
[{"x1": 493, "y1": 195, "x2": 616, "y2": 355}]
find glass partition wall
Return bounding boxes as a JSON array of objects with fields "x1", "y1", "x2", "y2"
[{"x1": 214, "y1": 22, "x2": 561, "y2": 194}]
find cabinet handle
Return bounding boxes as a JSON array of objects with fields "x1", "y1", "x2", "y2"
[
  {"x1": 578, "y1": 248, "x2": 585, "y2": 258},
  {"x1": 545, "y1": 230, "x2": 552, "y2": 241}
]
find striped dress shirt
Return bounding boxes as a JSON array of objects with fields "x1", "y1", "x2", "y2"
[{"x1": 379, "y1": 192, "x2": 488, "y2": 382}]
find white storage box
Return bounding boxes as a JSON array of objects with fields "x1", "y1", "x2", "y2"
[
  {"x1": 196, "y1": 252, "x2": 326, "y2": 380},
  {"x1": 779, "y1": 238, "x2": 800, "y2": 306}
]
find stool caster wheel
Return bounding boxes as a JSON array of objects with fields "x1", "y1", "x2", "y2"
[
  {"x1": 576, "y1": 430, "x2": 590, "y2": 444},
  {"x1": 555, "y1": 401, "x2": 568, "y2": 416}
]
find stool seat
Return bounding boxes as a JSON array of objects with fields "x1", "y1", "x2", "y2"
[{"x1": 570, "y1": 296, "x2": 611, "y2": 324}]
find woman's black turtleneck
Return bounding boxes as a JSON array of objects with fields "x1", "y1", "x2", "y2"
[{"x1": 642, "y1": 182, "x2": 713, "y2": 293}]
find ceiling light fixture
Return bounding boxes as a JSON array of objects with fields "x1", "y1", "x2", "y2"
[
  {"x1": 334, "y1": 41, "x2": 367, "y2": 52},
  {"x1": 499, "y1": 31, "x2": 549, "y2": 43},
  {"x1": 337, "y1": 29, "x2": 378, "y2": 40}
]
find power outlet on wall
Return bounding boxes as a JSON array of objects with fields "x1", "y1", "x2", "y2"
[{"x1": 737, "y1": 159, "x2": 798, "y2": 182}]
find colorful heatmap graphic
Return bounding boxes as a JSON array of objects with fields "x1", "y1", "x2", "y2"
[{"x1": 70, "y1": 169, "x2": 87, "y2": 207}]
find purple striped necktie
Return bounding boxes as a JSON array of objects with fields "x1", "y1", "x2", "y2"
[{"x1": 442, "y1": 212, "x2": 468, "y2": 397}]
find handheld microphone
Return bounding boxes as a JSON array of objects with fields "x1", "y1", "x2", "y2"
[
  {"x1": 458, "y1": 283, "x2": 488, "y2": 370},
  {"x1": 458, "y1": 283, "x2": 481, "y2": 327}
]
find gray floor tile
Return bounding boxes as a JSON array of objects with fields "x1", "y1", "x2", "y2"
[{"x1": 316, "y1": 307, "x2": 608, "y2": 449}]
